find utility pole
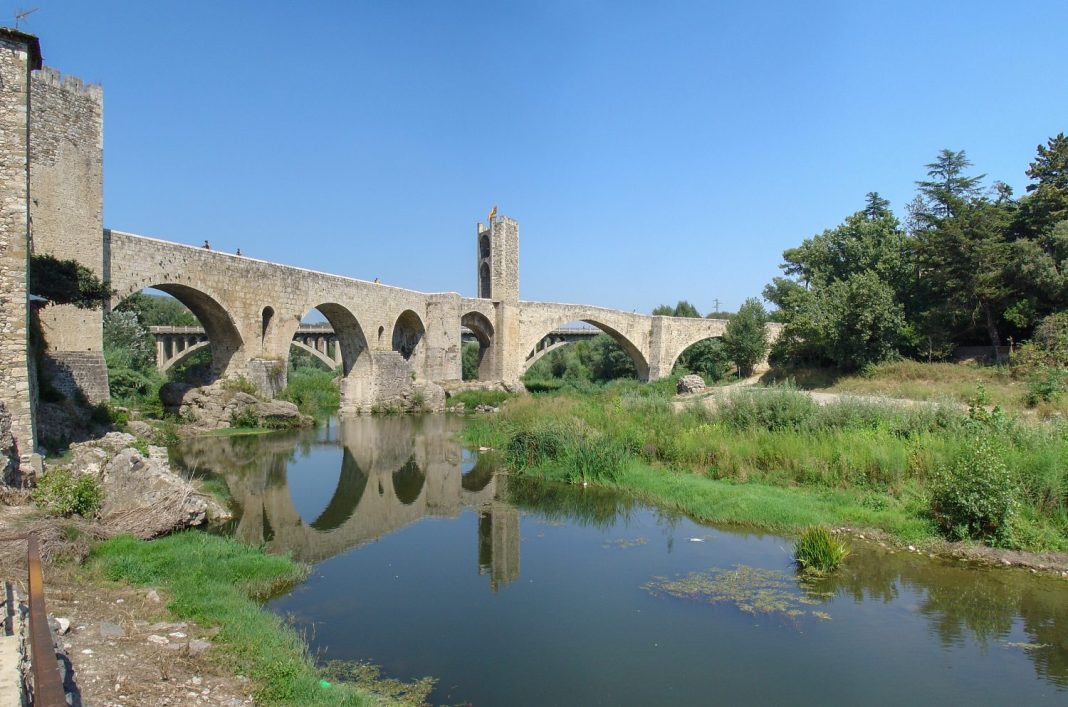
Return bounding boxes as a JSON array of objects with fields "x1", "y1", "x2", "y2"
[{"x1": 712, "y1": 298, "x2": 721, "y2": 316}]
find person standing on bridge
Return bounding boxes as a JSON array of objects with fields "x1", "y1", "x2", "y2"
[{"x1": 202, "y1": 240, "x2": 210, "y2": 249}]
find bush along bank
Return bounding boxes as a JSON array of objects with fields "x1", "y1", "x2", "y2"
[{"x1": 462, "y1": 382, "x2": 1068, "y2": 553}]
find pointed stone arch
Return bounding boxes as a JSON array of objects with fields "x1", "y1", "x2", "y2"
[
  {"x1": 461, "y1": 311, "x2": 496, "y2": 380},
  {"x1": 521, "y1": 318, "x2": 649, "y2": 380},
  {"x1": 304, "y1": 303, "x2": 372, "y2": 413},
  {"x1": 117, "y1": 283, "x2": 243, "y2": 380},
  {"x1": 392, "y1": 309, "x2": 425, "y2": 361}
]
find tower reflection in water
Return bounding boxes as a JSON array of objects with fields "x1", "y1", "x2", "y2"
[{"x1": 172, "y1": 414, "x2": 520, "y2": 591}]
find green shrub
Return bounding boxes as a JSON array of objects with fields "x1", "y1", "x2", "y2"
[
  {"x1": 717, "y1": 386, "x2": 818, "y2": 432},
  {"x1": 930, "y1": 438, "x2": 1017, "y2": 542},
  {"x1": 563, "y1": 437, "x2": 629, "y2": 484},
  {"x1": 108, "y1": 367, "x2": 158, "y2": 401},
  {"x1": 1025, "y1": 366, "x2": 1068, "y2": 406},
  {"x1": 89, "y1": 402, "x2": 129, "y2": 428},
  {"x1": 230, "y1": 407, "x2": 262, "y2": 429},
  {"x1": 450, "y1": 389, "x2": 514, "y2": 410},
  {"x1": 281, "y1": 367, "x2": 340, "y2": 417},
  {"x1": 32, "y1": 470, "x2": 104, "y2": 518},
  {"x1": 506, "y1": 426, "x2": 570, "y2": 468},
  {"x1": 794, "y1": 526, "x2": 849, "y2": 573},
  {"x1": 223, "y1": 375, "x2": 261, "y2": 397}
]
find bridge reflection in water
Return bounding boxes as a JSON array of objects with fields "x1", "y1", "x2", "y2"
[{"x1": 172, "y1": 415, "x2": 520, "y2": 590}]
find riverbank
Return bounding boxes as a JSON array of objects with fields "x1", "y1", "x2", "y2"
[
  {"x1": 461, "y1": 380, "x2": 1068, "y2": 563},
  {"x1": 2, "y1": 417, "x2": 435, "y2": 706},
  {"x1": 0, "y1": 506, "x2": 434, "y2": 705}
]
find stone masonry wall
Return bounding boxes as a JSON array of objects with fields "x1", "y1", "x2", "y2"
[
  {"x1": 489, "y1": 217, "x2": 519, "y2": 304},
  {"x1": 29, "y1": 65, "x2": 108, "y2": 403},
  {"x1": 0, "y1": 31, "x2": 39, "y2": 470}
]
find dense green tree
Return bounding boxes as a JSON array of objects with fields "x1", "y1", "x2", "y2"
[
  {"x1": 30, "y1": 254, "x2": 112, "y2": 308},
  {"x1": 723, "y1": 298, "x2": 768, "y2": 376},
  {"x1": 115, "y1": 292, "x2": 198, "y2": 327},
  {"x1": 1005, "y1": 135, "x2": 1068, "y2": 326},
  {"x1": 584, "y1": 334, "x2": 639, "y2": 381},
  {"x1": 766, "y1": 135, "x2": 1068, "y2": 368},
  {"x1": 103, "y1": 310, "x2": 154, "y2": 371},
  {"x1": 653, "y1": 300, "x2": 701, "y2": 318},
  {"x1": 461, "y1": 341, "x2": 481, "y2": 380},
  {"x1": 821, "y1": 272, "x2": 907, "y2": 369},
  {"x1": 675, "y1": 338, "x2": 731, "y2": 381},
  {"x1": 765, "y1": 193, "x2": 915, "y2": 364},
  {"x1": 1018, "y1": 133, "x2": 1068, "y2": 239},
  {"x1": 912, "y1": 149, "x2": 985, "y2": 221},
  {"x1": 912, "y1": 152, "x2": 1015, "y2": 349}
]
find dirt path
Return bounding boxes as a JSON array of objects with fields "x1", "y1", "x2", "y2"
[
  {"x1": 673, "y1": 382, "x2": 967, "y2": 413},
  {"x1": 1, "y1": 505, "x2": 253, "y2": 707}
]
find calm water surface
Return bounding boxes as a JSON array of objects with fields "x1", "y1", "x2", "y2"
[{"x1": 173, "y1": 416, "x2": 1068, "y2": 705}]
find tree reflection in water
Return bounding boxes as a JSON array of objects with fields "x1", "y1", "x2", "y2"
[{"x1": 807, "y1": 545, "x2": 1068, "y2": 687}]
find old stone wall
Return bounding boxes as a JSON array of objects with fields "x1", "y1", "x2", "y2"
[
  {"x1": 0, "y1": 31, "x2": 40, "y2": 471},
  {"x1": 29, "y1": 66, "x2": 108, "y2": 403},
  {"x1": 40, "y1": 351, "x2": 109, "y2": 403}
]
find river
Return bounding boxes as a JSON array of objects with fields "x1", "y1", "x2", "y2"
[{"x1": 171, "y1": 415, "x2": 1068, "y2": 705}]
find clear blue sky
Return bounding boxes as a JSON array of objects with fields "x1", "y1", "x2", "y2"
[{"x1": 10, "y1": 1, "x2": 1068, "y2": 314}]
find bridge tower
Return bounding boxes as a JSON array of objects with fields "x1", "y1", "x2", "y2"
[
  {"x1": 29, "y1": 64, "x2": 109, "y2": 405},
  {"x1": 476, "y1": 216, "x2": 519, "y2": 304}
]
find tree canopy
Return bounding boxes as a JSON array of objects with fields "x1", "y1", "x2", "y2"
[{"x1": 765, "y1": 134, "x2": 1068, "y2": 367}]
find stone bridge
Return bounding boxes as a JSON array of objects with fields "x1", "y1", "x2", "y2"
[
  {"x1": 104, "y1": 223, "x2": 778, "y2": 414},
  {"x1": 0, "y1": 28, "x2": 780, "y2": 469},
  {"x1": 105, "y1": 222, "x2": 778, "y2": 411}
]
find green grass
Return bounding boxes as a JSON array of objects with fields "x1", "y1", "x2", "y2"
[
  {"x1": 282, "y1": 367, "x2": 341, "y2": 418},
  {"x1": 794, "y1": 526, "x2": 850, "y2": 573},
  {"x1": 448, "y1": 389, "x2": 515, "y2": 410},
  {"x1": 461, "y1": 385, "x2": 1068, "y2": 552},
  {"x1": 606, "y1": 460, "x2": 935, "y2": 544},
  {"x1": 89, "y1": 532, "x2": 378, "y2": 705}
]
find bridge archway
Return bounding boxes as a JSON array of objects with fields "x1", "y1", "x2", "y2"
[
  {"x1": 112, "y1": 284, "x2": 242, "y2": 383},
  {"x1": 292, "y1": 303, "x2": 372, "y2": 413},
  {"x1": 461, "y1": 311, "x2": 495, "y2": 380},
  {"x1": 521, "y1": 319, "x2": 649, "y2": 381},
  {"x1": 667, "y1": 335, "x2": 732, "y2": 382},
  {"x1": 659, "y1": 318, "x2": 732, "y2": 377},
  {"x1": 392, "y1": 310, "x2": 425, "y2": 361}
]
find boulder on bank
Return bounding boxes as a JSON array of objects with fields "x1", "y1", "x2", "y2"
[
  {"x1": 677, "y1": 374, "x2": 706, "y2": 395},
  {"x1": 47, "y1": 432, "x2": 231, "y2": 538},
  {"x1": 160, "y1": 381, "x2": 311, "y2": 429}
]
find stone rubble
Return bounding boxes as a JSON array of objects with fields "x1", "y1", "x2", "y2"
[
  {"x1": 46, "y1": 432, "x2": 231, "y2": 537},
  {"x1": 676, "y1": 374, "x2": 706, "y2": 394},
  {"x1": 160, "y1": 381, "x2": 311, "y2": 430}
]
